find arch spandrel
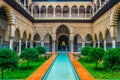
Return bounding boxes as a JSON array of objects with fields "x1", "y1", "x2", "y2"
[{"x1": 54, "y1": 24, "x2": 73, "y2": 34}]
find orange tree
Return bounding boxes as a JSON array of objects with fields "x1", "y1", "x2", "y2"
[
  {"x1": 20, "y1": 48, "x2": 39, "y2": 68},
  {"x1": 88, "y1": 47, "x2": 105, "y2": 69},
  {"x1": 0, "y1": 49, "x2": 19, "y2": 79}
]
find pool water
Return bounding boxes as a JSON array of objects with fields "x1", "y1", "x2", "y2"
[{"x1": 42, "y1": 53, "x2": 80, "y2": 80}]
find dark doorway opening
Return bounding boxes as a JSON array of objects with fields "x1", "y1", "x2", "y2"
[{"x1": 58, "y1": 35, "x2": 69, "y2": 51}]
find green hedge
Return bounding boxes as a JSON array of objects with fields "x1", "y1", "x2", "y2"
[
  {"x1": 35, "y1": 46, "x2": 46, "y2": 55},
  {"x1": 103, "y1": 48, "x2": 120, "y2": 70},
  {"x1": 81, "y1": 46, "x2": 92, "y2": 56}
]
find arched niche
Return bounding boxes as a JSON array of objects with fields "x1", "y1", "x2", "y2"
[
  {"x1": 71, "y1": 6, "x2": 78, "y2": 18},
  {"x1": 33, "y1": 5, "x2": 39, "y2": 18},
  {"x1": 41, "y1": 6, "x2": 46, "y2": 18},
  {"x1": 48, "y1": 6, "x2": 53, "y2": 18},
  {"x1": 79, "y1": 6, "x2": 85, "y2": 18},
  {"x1": 86, "y1": 6, "x2": 93, "y2": 18},
  {"x1": 13, "y1": 28, "x2": 21, "y2": 52},
  {"x1": 99, "y1": 32, "x2": 104, "y2": 48},
  {"x1": 33, "y1": 33, "x2": 41, "y2": 47},
  {"x1": 0, "y1": 7, "x2": 9, "y2": 49},
  {"x1": 85, "y1": 34, "x2": 92, "y2": 47},
  {"x1": 74, "y1": 34, "x2": 82, "y2": 52},
  {"x1": 55, "y1": 5, "x2": 61, "y2": 18},
  {"x1": 63, "y1": 6, "x2": 69, "y2": 18},
  {"x1": 105, "y1": 30, "x2": 112, "y2": 50},
  {"x1": 56, "y1": 25, "x2": 70, "y2": 51},
  {"x1": 44, "y1": 34, "x2": 52, "y2": 52}
]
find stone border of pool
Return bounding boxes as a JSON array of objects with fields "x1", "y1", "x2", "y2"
[
  {"x1": 26, "y1": 53, "x2": 57, "y2": 80},
  {"x1": 68, "y1": 53, "x2": 94, "y2": 80}
]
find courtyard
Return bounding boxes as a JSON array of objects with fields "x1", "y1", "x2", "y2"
[{"x1": 0, "y1": 0, "x2": 120, "y2": 80}]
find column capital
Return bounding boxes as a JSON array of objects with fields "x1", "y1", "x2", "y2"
[
  {"x1": 52, "y1": 40, "x2": 56, "y2": 42},
  {"x1": 110, "y1": 25, "x2": 118, "y2": 27},
  {"x1": 69, "y1": 40, "x2": 73, "y2": 42},
  {"x1": 111, "y1": 37, "x2": 117, "y2": 40}
]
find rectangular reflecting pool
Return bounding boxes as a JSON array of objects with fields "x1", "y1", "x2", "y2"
[{"x1": 42, "y1": 53, "x2": 80, "y2": 80}]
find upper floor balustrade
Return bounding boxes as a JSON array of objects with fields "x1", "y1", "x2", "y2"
[{"x1": 14, "y1": 0, "x2": 109, "y2": 19}]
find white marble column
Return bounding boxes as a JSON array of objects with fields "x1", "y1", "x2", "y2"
[
  {"x1": 24, "y1": 0, "x2": 26, "y2": 7},
  {"x1": 85, "y1": 9, "x2": 86, "y2": 18},
  {"x1": 19, "y1": 39, "x2": 22, "y2": 54},
  {"x1": 39, "y1": 9, "x2": 41, "y2": 18},
  {"x1": 98, "y1": 41, "x2": 100, "y2": 47},
  {"x1": 53, "y1": 8, "x2": 55, "y2": 18},
  {"x1": 69, "y1": 8, "x2": 71, "y2": 18},
  {"x1": 52, "y1": 41, "x2": 55, "y2": 52},
  {"x1": 9, "y1": 38, "x2": 14, "y2": 50},
  {"x1": 30, "y1": 41, "x2": 33, "y2": 48},
  {"x1": 104, "y1": 40, "x2": 106, "y2": 50},
  {"x1": 78, "y1": 8, "x2": 79, "y2": 18},
  {"x1": 82, "y1": 41, "x2": 85, "y2": 48},
  {"x1": 93, "y1": 41, "x2": 96, "y2": 47},
  {"x1": 93, "y1": 7, "x2": 95, "y2": 16},
  {"x1": 41, "y1": 41, "x2": 44, "y2": 47},
  {"x1": 112, "y1": 39, "x2": 116, "y2": 48},
  {"x1": 46, "y1": 9, "x2": 48, "y2": 18},
  {"x1": 25, "y1": 40, "x2": 28, "y2": 48},
  {"x1": 70, "y1": 41, "x2": 74, "y2": 52},
  {"x1": 31, "y1": 6, "x2": 33, "y2": 16},
  {"x1": 99, "y1": 0, "x2": 102, "y2": 7},
  {"x1": 61, "y1": 9, "x2": 63, "y2": 18}
]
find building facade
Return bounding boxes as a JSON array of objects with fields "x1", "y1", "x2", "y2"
[{"x1": 0, "y1": 0, "x2": 120, "y2": 53}]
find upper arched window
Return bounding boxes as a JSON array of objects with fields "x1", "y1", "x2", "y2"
[
  {"x1": 71, "y1": 6, "x2": 78, "y2": 13},
  {"x1": 48, "y1": 6, "x2": 53, "y2": 13}
]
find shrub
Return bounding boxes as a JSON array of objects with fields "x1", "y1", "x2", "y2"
[
  {"x1": 81, "y1": 46, "x2": 92, "y2": 56},
  {"x1": 0, "y1": 49, "x2": 19, "y2": 79},
  {"x1": 89, "y1": 47, "x2": 105, "y2": 69},
  {"x1": 35, "y1": 46, "x2": 46, "y2": 56},
  {"x1": 20, "y1": 48, "x2": 39, "y2": 68},
  {"x1": 103, "y1": 48, "x2": 120, "y2": 70}
]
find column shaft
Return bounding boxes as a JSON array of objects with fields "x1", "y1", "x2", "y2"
[
  {"x1": 104, "y1": 40, "x2": 106, "y2": 50},
  {"x1": 9, "y1": 38, "x2": 14, "y2": 50},
  {"x1": 46, "y1": 9, "x2": 47, "y2": 18},
  {"x1": 30, "y1": 41, "x2": 33, "y2": 48},
  {"x1": 70, "y1": 41, "x2": 74, "y2": 52},
  {"x1": 54, "y1": 8, "x2": 55, "y2": 18},
  {"x1": 69, "y1": 8, "x2": 71, "y2": 18},
  {"x1": 52, "y1": 41, "x2": 55, "y2": 52},
  {"x1": 61, "y1": 9, "x2": 63, "y2": 18},
  {"x1": 93, "y1": 41, "x2": 96, "y2": 47},
  {"x1": 41, "y1": 41, "x2": 44, "y2": 47},
  {"x1": 25, "y1": 40, "x2": 28, "y2": 48},
  {"x1": 112, "y1": 39, "x2": 116, "y2": 48},
  {"x1": 24, "y1": 0, "x2": 26, "y2": 7},
  {"x1": 19, "y1": 39, "x2": 22, "y2": 54},
  {"x1": 99, "y1": 0, "x2": 102, "y2": 7},
  {"x1": 82, "y1": 41, "x2": 85, "y2": 48},
  {"x1": 78, "y1": 8, "x2": 79, "y2": 18},
  {"x1": 98, "y1": 41, "x2": 100, "y2": 47}
]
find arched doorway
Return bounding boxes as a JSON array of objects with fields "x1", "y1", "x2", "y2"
[
  {"x1": 44, "y1": 34, "x2": 52, "y2": 52},
  {"x1": 85, "y1": 34, "x2": 93, "y2": 47},
  {"x1": 0, "y1": 7, "x2": 9, "y2": 49},
  {"x1": 99, "y1": 32, "x2": 104, "y2": 48},
  {"x1": 74, "y1": 34, "x2": 82, "y2": 52},
  {"x1": 13, "y1": 29, "x2": 20, "y2": 52},
  {"x1": 58, "y1": 35, "x2": 69, "y2": 51},
  {"x1": 33, "y1": 33, "x2": 41, "y2": 47},
  {"x1": 56, "y1": 25, "x2": 70, "y2": 51}
]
